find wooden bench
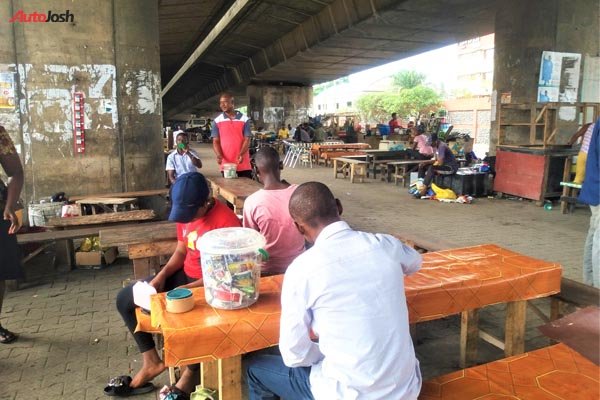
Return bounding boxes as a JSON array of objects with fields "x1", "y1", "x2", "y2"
[
  {"x1": 384, "y1": 160, "x2": 423, "y2": 186},
  {"x1": 320, "y1": 151, "x2": 365, "y2": 166},
  {"x1": 100, "y1": 221, "x2": 176, "y2": 279},
  {"x1": 333, "y1": 157, "x2": 369, "y2": 183},
  {"x1": 420, "y1": 343, "x2": 598, "y2": 399}
]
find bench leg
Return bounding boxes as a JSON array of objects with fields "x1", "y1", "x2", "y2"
[
  {"x1": 350, "y1": 164, "x2": 355, "y2": 183},
  {"x1": 460, "y1": 309, "x2": 479, "y2": 368},
  {"x1": 505, "y1": 300, "x2": 527, "y2": 357},
  {"x1": 333, "y1": 160, "x2": 339, "y2": 179},
  {"x1": 133, "y1": 256, "x2": 160, "y2": 280},
  {"x1": 55, "y1": 239, "x2": 74, "y2": 272}
]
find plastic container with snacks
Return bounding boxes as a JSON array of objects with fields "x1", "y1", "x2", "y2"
[
  {"x1": 198, "y1": 227, "x2": 268, "y2": 309},
  {"x1": 223, "y1": 163, "x2": 237, "y2": 179}
]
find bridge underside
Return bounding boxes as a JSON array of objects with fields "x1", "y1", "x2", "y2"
[{"x1": 160, "y1": 0, "x2": 497, "y2": 120}]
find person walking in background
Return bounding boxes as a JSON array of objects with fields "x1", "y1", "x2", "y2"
[
  {"x1": 579, "y1": 118, "x2": 600, "y2": 287},
  {"x1": 245, "y1": 182, "x2": 422, "y2": 399},
  {"x1": 0, "y1": 126, "x2": 24, "y2": 344},
  {"x1": 211, "y1": 92, "x2": 253, "y2": 179},
  {"x1": 165, "y1": 132, "x2": 202, "y2": 185},
  {"x1": 242, "y1": 147, "x2": 305, "y2": 276}
]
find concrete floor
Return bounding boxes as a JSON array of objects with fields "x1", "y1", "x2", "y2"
[{"x1": 0, "y1": 143, "x2": 591, "y2": 399}]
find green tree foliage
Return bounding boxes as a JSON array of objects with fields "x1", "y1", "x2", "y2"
[
  {"x1": 392, "y1": 70, "x2": 427, "y2": 90},
  {"x1": 397, "y1": 86, "x2": 441, "y2": 118},
  {"x1": 356, "y1": 85, "x2": 441, "y2": 122}
]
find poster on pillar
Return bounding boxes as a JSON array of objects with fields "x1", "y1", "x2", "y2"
[
  {"x1": 538, "y1": 51, "x2": 581, "y2": 103},
  {"x1": 0, "y1": 72, "x2": 16, "y2": 109}
]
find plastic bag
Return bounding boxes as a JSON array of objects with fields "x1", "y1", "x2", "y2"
[{"x1": 431, "y1": 183, "x2": 457, "y2": 200}]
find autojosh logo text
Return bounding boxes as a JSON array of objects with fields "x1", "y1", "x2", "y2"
[{"x1": 9, "y1": 10, "x2": 74, "y2": 23}]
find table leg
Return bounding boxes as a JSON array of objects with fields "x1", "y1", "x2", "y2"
[
  {"x1": 460, "y1": 309, "x2": 479, "y2": 368},
  {"x1": 505, "y1": 300, "x2": 527, "y2": 356},
  {"x1": 350, "y1": 164, "x2": 355, "y2": 183},
  {"x1": 333, "y1": 159, "x2": 339, "y2": 179},
  {"x1": 233, "y1": 199, "x2": 244, "y2": 215}
]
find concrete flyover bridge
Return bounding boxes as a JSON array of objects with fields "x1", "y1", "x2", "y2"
[{"x1": 160, "y1": 0, "x2": 498, "y2": 126}]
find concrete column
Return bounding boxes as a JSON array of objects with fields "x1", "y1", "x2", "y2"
[
  {"x1": 490, "y1": 0, "x2": 600, "y2": 153},
  {"x1": 247, "y1": 84, "x2": 312, "y2": 132},
  {"x1": 0, "y1": 0, "x2": 163, "y2": 218}
]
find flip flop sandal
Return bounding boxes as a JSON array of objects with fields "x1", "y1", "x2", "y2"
[
  {"x1": 0, "y1": 327, "x2": 17, "y2": 344},
  {"x1": 103, "y1": 375, "x2": 155, "y2": 397},
  {"x1": 159, "y1": 385, "x2": 190, "y2": 400}
]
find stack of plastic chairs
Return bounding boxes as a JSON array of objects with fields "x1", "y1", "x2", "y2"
[{"x1": 282, "y1": 142, "x2": 313, "y2": 168}]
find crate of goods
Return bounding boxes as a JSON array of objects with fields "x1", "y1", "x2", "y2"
[
  {"x1": 75, "y1": 236, "x2": 118, "y2": 269},
  {"x1": 28, "y1": 202, "x2": 64, "y2": 227}
]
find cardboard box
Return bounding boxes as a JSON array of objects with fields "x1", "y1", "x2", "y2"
[{"x1": 75, "y1": 247, "x2": 118, "y2": 269}]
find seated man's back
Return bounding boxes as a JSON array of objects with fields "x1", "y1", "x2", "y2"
[
  {"x1": 282, "y1": 223, "x2": 422, "y2": 399},
  {"x1": 243, "y1": 147, "x2": 304, "y2": 275},
  {"x1": 243, "y1": 185, "x2": 304, "y2": 274}
]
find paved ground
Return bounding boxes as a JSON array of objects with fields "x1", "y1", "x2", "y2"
[{"x1": 0, "y1": 143, "x2": 591, "y2": 399}]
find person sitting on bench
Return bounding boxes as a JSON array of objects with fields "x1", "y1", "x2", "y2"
[
  {"x1": 112, "y1": 172, "x2": 240, "y2": 397},
  {"x1": 416, "y1": 133, "x2": 459, "y2": 197},
  {"x1": 243, "y1": 147, "x2": 305, "y2": 276}
]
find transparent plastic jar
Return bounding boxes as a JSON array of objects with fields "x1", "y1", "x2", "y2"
[{"x1": 198, "y1": 228, "x2": 267, "y2": 309}]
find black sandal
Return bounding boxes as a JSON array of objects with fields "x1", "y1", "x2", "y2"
[{"x1": 0, "y1": 326, "x2": 17, "y2": 344}]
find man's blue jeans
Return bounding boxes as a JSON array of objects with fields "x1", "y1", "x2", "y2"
[{"x1": 245, "y1": 353, "x2": 314, "y2": 400}]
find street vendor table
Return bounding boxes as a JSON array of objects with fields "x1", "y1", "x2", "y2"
[
  {"x1": 206, "y1": 177, "x2": 262, "y2": 215},
  {"x1": 142, "y1": 244, "x2": 561, "y2": 400},
  {"x1": 363, "y1": 149, "x2": 409, "y2": 179}
]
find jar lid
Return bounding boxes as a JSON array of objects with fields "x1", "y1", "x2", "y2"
[
  {"x1": 198, "y1": 227, "x2": 266, "y2": 255},
  {"x1": 166, "y1": 288, "x2": 192, "y2": 300}
]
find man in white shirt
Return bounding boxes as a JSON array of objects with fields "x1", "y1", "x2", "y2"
[
  {"x1": 166, "y1": 132, "x2": 202, "y2": 184},
  {"x1": 245, "y1": 182, "x2": 423, "y2": 400}
]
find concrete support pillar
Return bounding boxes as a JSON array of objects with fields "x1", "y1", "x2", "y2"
[
  {"x1": 0, "y1": 0, "x2": 163, "y2": 218},
  {"x1": 247, "y1": 84, "x2": 312, "y2": 132},
  {"x1": 490, "y1": 0, "x2": 600, "y2": 153}
]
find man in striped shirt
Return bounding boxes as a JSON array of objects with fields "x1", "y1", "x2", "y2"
[{"x1": 211, "y1": 93, "x2": 253, "y2": 178}]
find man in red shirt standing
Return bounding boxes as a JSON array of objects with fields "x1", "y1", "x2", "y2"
[{"x1": 211, "y1": 92, "x2": 253, "y2": 178}]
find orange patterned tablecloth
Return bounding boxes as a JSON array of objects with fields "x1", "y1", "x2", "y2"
[
  {"x1": 148, "y1": 244, "x2": 561, "y2": 367},
  {"x1": 419, "y1": 343, "x2": 599, "y2": 399}
]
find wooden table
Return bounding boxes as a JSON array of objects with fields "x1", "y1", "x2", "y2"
[
  {"x1": 206, "y1": 177, "x2": 262, "y2": 215},
  {"x1": 143, "y1": 244, "x2": 561, "y2": 399},
  {"x1": 362, "y1": 149, "x2": 409, "y2": 179},
  {"x1": 68, "y1": 189, "x2": 169, "y2": 202}
]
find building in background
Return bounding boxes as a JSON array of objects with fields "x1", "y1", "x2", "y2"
[{"x1": 444, "y1": 34, "x2": 494, "y2": 157}]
